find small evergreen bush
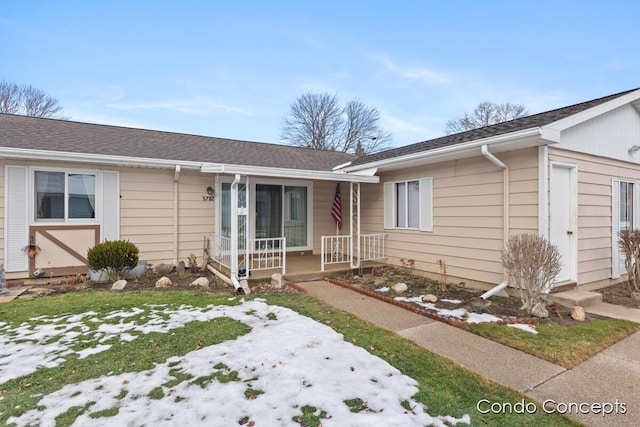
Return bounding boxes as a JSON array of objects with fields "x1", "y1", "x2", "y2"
[{"x1": 87, "y1": 240, "x2": 139, "y2": 281}]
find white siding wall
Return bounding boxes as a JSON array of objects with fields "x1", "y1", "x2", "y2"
[{"x1": 559, "y1": 104, "x2": 640, "y2": 164}]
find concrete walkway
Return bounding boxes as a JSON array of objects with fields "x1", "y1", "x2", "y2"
[{"x1": 297, "y1": 280, "x2": 640, "y2": 427}]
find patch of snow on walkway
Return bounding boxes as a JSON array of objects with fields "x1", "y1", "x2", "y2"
[{"x1": 8, "y1": 300, "x2": 471, "y2": 427}]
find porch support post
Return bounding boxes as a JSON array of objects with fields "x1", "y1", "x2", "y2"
[{"x1": 350, "y1": 182, "x2": 361, "y2": 269}]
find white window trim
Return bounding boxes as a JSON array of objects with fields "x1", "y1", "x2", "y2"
[
  {"x1": 612, "y1": 178, "x2": 640, "y2": 278},
  {"x1": 30, "y1": 166, "x2": 100, "y2": 225},
  {"x1": 217, "y1": 176, "x2": 314, "y2": 251},
  {"x1": 384, "y1": 177, "x2": 433, "y2": 232}
]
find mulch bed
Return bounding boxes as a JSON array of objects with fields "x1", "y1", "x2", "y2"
[
  {"x1": 22, "y1": 269, "x2": 301, "y2": 298},
  {"x1": 328, "y1": 267, "x2": 602, "y2": 327},
  {"x1": 597, "y1": 281, "x2": 640, "y2": 309}
]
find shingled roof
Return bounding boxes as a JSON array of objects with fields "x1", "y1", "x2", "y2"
[
  {"x1": 0, "y1": 114, "x2": 355, "y2": 171},
  {"x1": 350, "y1": 88, "x2": 639, "y2": 167}
]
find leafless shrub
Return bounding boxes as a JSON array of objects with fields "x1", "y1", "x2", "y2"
[
  {"x1": 618, "y1": 229, "x2": 640, "y2": 293},
  {"x1": 399, "y1": 258, "x2": 415, "y2": 276},
  {"x1": 501, "y1": 234, "x2": 562, "y2": 313}
]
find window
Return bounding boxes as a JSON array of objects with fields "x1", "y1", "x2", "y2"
[
  {"x1": 35, "y1": 170, "x2": 96, "y2": 221},
  {"x1": 620, "y1": 181, "x2": 634, "y2": 232},
  {"x1": 612, "y1": 179, "x2": 639, "y2": 278},
  {"x1": 219, "y1": 180, "x2": 312, "y2": 250},
  {"x1": 384, "y1": 177, "x2": 432, "y2": 231}
]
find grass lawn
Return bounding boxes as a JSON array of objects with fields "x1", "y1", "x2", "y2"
[
  {"x1": 0, "y1": 290, "x2": 582, "y2": 426},
  {"x1": 466, "y1": 318, "x2": 640, "y2": 368}
]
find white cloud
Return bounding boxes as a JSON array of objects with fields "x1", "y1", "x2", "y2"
[
  {"x1": 106, "y1": 97, "x2": 252, "y2": 116},
  {"x1": 372, "y1": 54, "x2": 449, "y2": 85}
]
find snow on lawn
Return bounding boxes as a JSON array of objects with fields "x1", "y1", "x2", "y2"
[
  {"x1": 0, "y1": 303, "x2": 239, "y2": 385},
  {"x1": 394, "y1": 295, "x2": 503, "y2": 324},
  {"x1": 5, "y1": 299, "x2": 470, "y2": 427},
  {"x1": 507, "y1": 323, "x2": 538, "y2": 334}
]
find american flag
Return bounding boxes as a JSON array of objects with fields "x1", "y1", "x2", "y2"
[{"x1": 331, "y1": 183, "x2": 342, "y2": 229}]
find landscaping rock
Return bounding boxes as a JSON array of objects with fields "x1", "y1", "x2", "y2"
[
  {"x1": 154, "y1": 263, "x2": 174, "y2": 276},
  {"x1": 190, "y1": 277, "x2": 209, "y2": 289},
  {"x1": 111, "y1": 279, "x2": 127, "y2": 291},
  {"x1": 373, "y1": 277, "x2": 387, "y2": 286},
  {"x1": 531, "y1": 302, "x2": 549, "y2": 318},
  {"x1": 271, "y1": 273, "x2": 284, "y2": 288},
  {"x1": 422, "y1": 294, "x2": 438, "y2": 303},
  {"x1": 571, "y1": 306, "x2": 586, "y2": 321},
  {"x1": 155, "y1": 276, "x2": 173, "y2": 288},
  {"x1": 392, "y1": 282, "x2": 408, "y2": 293},
  {"x1": 176, "y1": 261, "x2": 186, "y2": 278}
]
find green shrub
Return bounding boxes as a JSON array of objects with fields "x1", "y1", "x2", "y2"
[{"x1": 87, "y1": 240, "x2": 139, "y2": 281}]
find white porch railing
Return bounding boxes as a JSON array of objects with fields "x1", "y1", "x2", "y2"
[
  {"x1": 249, "y1": 237, "x2": 286, "y2": 274},
  {"x1": 321, "y1": 234, "x2": 386, "y2": 271},
  {"x1": 321, "y1": 235, "x2": 352, "y2": 271},
  {"x1": 360, "y1": 233, "x2": 386, "y2": 261},
  {"x1": 210, "y1": 234, "x2": 286, "y2": 275},
  {"x1": 211, "y1": 234, "x2": 232, "y2": 269}
]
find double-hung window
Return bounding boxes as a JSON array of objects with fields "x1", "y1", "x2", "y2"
[
  {"x1": 384, "y1": 177, "x2": 433, "y2": 231},
  {"x1": 34, "y1": 170, "x2": 96, "y2": 221}
]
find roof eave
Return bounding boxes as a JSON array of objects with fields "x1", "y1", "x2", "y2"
[
  {"x1": 543, "y1": 89, "x2": 640, "y2": 132},
  {"x1": 0, "y1": 147, "x2": 204, "y2": 170},
  {"x1": 342, "y1": 127, "x2": 547, "y2": 173}
]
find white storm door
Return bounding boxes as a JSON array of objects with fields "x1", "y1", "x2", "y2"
[{"x1": 550, "y1": 163, "x2": 577, "y2": 284}]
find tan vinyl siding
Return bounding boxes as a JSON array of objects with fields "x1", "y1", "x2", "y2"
[
  {"x1": 549, "y1": 147, "x2": 640, "y2": 285},
  {"x1": 374, "y1": 157, "x2": 505, "y2": 285},
  {"x1": 119, "y1": 168, "x2": 174, "y2": 262},
  {"x1": 0, "y1": 160, "x2": 217, "y2": 273},
  {"x1": 312, "y1": 181, "x2": 350, "y2": 254},
  {"x1": 120, "y1": 169, "x2": 216, "y2": 265},
  {"x1": 505, "y1": 147, "x2": 539, "y2": 235},
  {"x1": 177, "y1": 172, "x2": 215, "y2": 262},
  {"x1": 360, "y1": 147, "x2": 539, "y2": 286}
]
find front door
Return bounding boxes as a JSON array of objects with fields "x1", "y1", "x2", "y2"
[{"x1": 550, "y1": 163, "x2": 577, "y2": 284}]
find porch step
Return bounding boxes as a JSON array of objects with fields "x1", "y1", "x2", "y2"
[{"x1": 549, "y1": 290, "x2": 603, "y2": 308}]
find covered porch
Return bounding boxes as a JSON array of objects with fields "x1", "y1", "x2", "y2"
[{"x1": 200, "y1": 166, "x2": 384, "y2": 287}]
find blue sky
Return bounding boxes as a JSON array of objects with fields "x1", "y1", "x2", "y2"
[{"x1": 2, "y1": 1, "x2": 639, "y2": 148}]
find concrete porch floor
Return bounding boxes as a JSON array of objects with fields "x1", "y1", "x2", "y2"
[{"x1": 212, "y1": 254, "x2": 384, "y2": 283}]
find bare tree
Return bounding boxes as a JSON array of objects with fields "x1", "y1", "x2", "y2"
[
  {"x1": 445, "y1": 101, "x2": 528, "y2": 134},
  {"x1": 0, "y1": 80, "x2": 21, "y2": 114},
  {"x1": 281, "y1": 92, "x2": 392, "y2": 154},
  {"x1": 0, "y1": 80, "x2": 69, "y2": 119}
]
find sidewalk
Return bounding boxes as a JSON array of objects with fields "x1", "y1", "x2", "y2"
[{"x1": 296, "y1": 280, "x2": 640, "y2": 427}]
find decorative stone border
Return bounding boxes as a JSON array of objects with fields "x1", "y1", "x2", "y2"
[
  {"x1": 285, "y1": 281, "x2": 308, "y2": 293},
  {"x1": 324, "y1": 277, "x2": 539, "y2": 328}
]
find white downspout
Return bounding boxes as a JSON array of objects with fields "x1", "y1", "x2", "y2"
[
  {"x1": 230, "y1": 174, "x2": 240, "y2": 283},
  {"x1": 173, "y1": 165, "x2": 181, "y2": 264},
  {"x1": 481, "y1": 145, "x2": 510, "y2": 286}
]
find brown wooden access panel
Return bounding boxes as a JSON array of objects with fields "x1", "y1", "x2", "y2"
[{"x1": 29, "y1": 225, "x2": 100, "y2": 277}]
